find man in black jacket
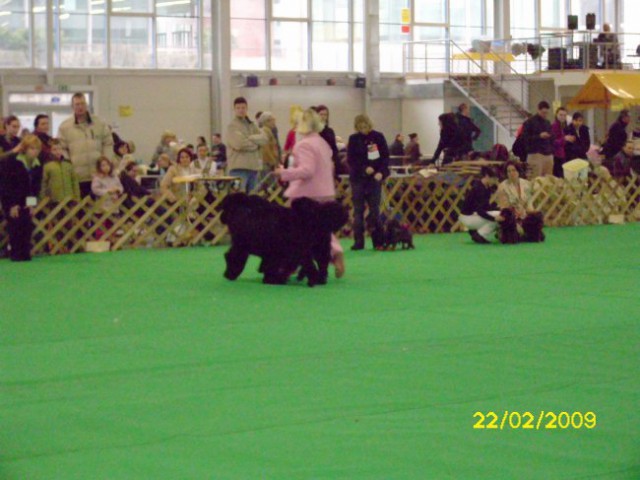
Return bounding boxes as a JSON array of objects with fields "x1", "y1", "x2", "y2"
[
  {"x1": 601, "y1": 110, "x2": 630, "y2": 160},
  {"x1": 523, "y1": 101, "x2": 554, "y2": 178},
  {"x1": 459, "y1": 166, "x2": 503, "y2": 244}
]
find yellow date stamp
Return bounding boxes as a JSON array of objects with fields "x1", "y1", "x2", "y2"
[{"x1": 473, "y1": 411, "x2": 597, "y2": 430}]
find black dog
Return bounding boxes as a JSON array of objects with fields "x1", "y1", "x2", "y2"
[
  {"x1": 498, "y1": 207, "x2": 520, "y2": 244},
  {"x1": 383, "y1": 218, "x2": 415, "y2": 250},
  {"x1": 521, "y1": 211, "x2": 545, "y2": 242},
  {"x1": 220, "y1": 193, "x2": 347, "y2": 286}
]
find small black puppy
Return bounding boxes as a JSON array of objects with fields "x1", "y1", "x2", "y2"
[
  {"x1": 498, "y1": 207, "x2": 520, "y2": 244},
  {"x1": 383, "y1": 218, "x2": 415, "y2": 250},
  {"x1": 521, "y1": 211, "x2": 545, "y2": 242}
]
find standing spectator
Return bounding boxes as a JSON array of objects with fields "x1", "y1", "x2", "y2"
[
  {"x1": 258, "y1": 112, "x2": 280, "y2": 176},
  {"x1": 150, "y1": 130, "x2": 178, "y2": 165},
  {"x1": 282, "y1": 105, "x2": 304, "y2": 166},
  {"x1": 523, "y1": 101, "x2": 554, "y2": 178},
  {"x1": 551, "y1": 107, "x2": 571, "y2": 177},
  {"x1": 274, "y1": 108, "x2": 345, "y2": 278},
  {"x1": 0, "y1": 135, "x2": 43, "y2": 261},
  {"x1": 314, "y1": 105, "x2": 341, "y2": 176},
  {"x1": 0, "y1": 115, "x2": 22, "y2": 159},
  {"x1": 58, "y1": 92, "x2": 114, "y2": 197},
  {"x1": 347, "y1": 114, "x2": 390, "y2": 250},
  {"x1": 33, "y1": 114, "x2": 52, "y2": 165},
  {"x1": 41, "y1": 139, "x2": 80, "y2": 202},
  {"x1": 196, "y1": 136, "x2": 207, "y2": 148},
  {"x1": 601, "y1": 110, "x2": 630, "y2": 160},
  {"x1": 389, "y1": 134, "x2": 405, "y2": 157},
  {"x1": 456, "y1": 103, "x2": 482, "y2": 157},
  {"x1": 91, "y1": 157, "x2": 123, "y2": 210},
  {"x1": 433, "y1": 113, "x2": 462, "y2": 166},
  {"x1": 564, "y1": 112, "x2": 591, "y2": 161},
  {"x1": 459, "y1": 167, "x2": 503, "y2": 244},
  {"x1": 404, "y1": 133, "x2": 421, "y2": 165},
  {"x1": 210, "y1": 133, "x2": 227, "y2": 171},
  {"x1": 225, "y1": 97, "x2": 268, "y2": 192}
]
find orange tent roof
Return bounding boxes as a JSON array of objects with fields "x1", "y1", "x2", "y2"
[{"x1": 567, "y1": 72, "x2": 640, "y2": 109}]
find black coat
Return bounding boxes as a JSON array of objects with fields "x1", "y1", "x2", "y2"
[
  {"x1": 460, "y1": 180, "x2": 496, "y2": 221},
  {"x1": 601, "y1": 120, "x2": 628, "y2": 159},
  {"x1": 433, "y1": 115, "x2": 464, "y2": 160},
  {"x1": 319, "y1": 126, "x2": 341, "y2": 176},
  {"x1": 347, "y1": 130, "x2": 390, "y2": 181},
  {"x1": 564, "y1": 124, "x2": 591, "y2": 161},
  {"x1": 0, "y1": 155, "x2": 43, "y2": 212},
  {"x1": 523, "y1": 114, "x2": 554, "y2": 156},
  {"x1": 456, "y1": 113, "x2": 482, "y2": 153}
]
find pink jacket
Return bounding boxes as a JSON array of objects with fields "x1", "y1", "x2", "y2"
[{"x1": 280, "y1": 132, "x2": 335, "y2": 199}]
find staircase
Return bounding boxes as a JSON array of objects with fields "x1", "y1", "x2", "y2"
[{"x1": 449, "y1": 74, "x2": 530, "y2": 139}]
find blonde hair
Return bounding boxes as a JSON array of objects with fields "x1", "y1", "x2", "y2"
[
  {"x1": 160, "y1": 130, "x2": 177, "y2": 144},
  {"x1": 20, "y1": 134, "x2": 42, "y2": 151},
  {"x1": 289, "y1": 105, "x2": 304, "y2": 128},
  {"x1": 296, "y1": 108, "x2": 323, "y2": 135},
  {"x1": 354, "y1": 114, "x2": 373, "y2": 131}
]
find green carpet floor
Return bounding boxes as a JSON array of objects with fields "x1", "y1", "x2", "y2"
[{"x1": 1, "y1": 224, "x2": 638, "y2": 479}]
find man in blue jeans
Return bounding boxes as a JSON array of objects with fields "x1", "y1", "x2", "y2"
[{"x1": 225, "y1": 97, "x2": 268, "y2": 192}]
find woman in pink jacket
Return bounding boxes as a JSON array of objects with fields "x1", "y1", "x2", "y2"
[{"x1": 274, "y1": 108, "x2": 345, "y2": 278}]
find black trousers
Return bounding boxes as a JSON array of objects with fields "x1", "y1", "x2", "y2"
[
  {"x1": 351, "y1": 178, "x2": 384, "y2": 248},
  {"x1": 6, "y1": 207, "x2": 34, "y2": 261},
  {"x1": 553, "y1": 156, "x2": 566, "y2": 178},
  {"x1": 79, "y1": 181, "x2": 93, "y2": 198}
]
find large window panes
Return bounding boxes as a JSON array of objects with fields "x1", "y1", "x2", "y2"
[
  {"x1": 57, "y1": 12, "x2": 107, "y2": 68},
  {"x1": 312, "y1": 22, "x2": 349, "y2": 71},
  {"x1": 450, "y1": 0, "x2": 489, "y2": 49},
  {"x1": 155, "y1": 0, "x2": 197, "y2": 17},
  {"x1": 202, "y1": 0, "x2": 212, "y2": 69},
  {"x1": 156, "y1": 16, "x2": 199, "y2": 68},
  {"x1": 271, "y1": 21, "x2": 308, "y2": 70},
  {"x1": 415, "y1": 0, "x2": 446, "y2": 24},
  {"x1": 510, "y1": 0, "x2": 536, "y2": 39},
  {"x1": 272, "y1": 0, "x2": 307, "y2": 19},
  {"x1": 379, "y1": 0, "x2": 410, "y2": 73},
  {"x1": 231, "y1": 0, "x2": 267, "y2": 70},
  {"x1": 570, "y1": 0, "x2": 601, "y2": 30},
  {"x1": 111, "y1": 16, "x2": 153, "y2": 68},
  {"x1": 541, "y1": 0, "x2": 566, "y2": 29},
  {"x1": 111, "y1": 0, "x2": 153, "y2": 14},
  {"x1": 0, "y1": 11, "x2": 30, "y2": 68}
]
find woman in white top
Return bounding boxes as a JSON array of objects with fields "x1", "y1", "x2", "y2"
[{"x1": 497, "y1": 161, "x2": 534, "y2": 219}]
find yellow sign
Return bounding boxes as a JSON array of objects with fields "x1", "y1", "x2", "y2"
[
  {"x1": 118, "y1": 105, "x2": 133, "y2": 117},
  {"x1": 401, "y1": 7, "x2": 410, "y2": 24}
]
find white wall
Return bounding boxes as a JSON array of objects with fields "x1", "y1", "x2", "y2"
[
  {"x1": 229, "y1": 85, "x2": 366, "y2": 145},
  {"x1": 401, "y1": 98, "x2": 445, "y2": 155}
]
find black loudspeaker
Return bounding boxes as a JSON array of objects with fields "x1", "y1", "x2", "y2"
[
  {"x1": 586, "y1": 13, "x2": 596, "y2": 30},
  {"x1": 568, "y1": 15, "x2": 578, "y2": 30},
  {"x1": 355, "y1": 77, "x2": 366, "y2": 88}
]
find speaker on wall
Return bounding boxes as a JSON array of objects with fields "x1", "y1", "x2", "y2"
[
  {"x1": 586, "y1": 13, "x2": 596, "y2": 30},
  {"x1": 567, "y1": 15, "x2": 578, "y2": 30}
]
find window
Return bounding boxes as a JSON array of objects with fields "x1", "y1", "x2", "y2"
[
  {"x1": 230, "y1": 0, "x2": 364, "y2": 72},
  {"x1": 510, "y1": 0, "x2": 537, "y2": 40},
  {"x1": 380, "y1": 0, "x2": 494, "y2": 73},
  {"x1": 540, "y1": 0, "x2": 567, "y2": 30},
  {"x1": 570, "y1": 0, "x2": 602, "y2": 30}
]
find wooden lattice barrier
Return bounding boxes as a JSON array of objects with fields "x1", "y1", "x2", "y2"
[{"x1": 0, "y1": 175, "x2": 638, "y2": 256}]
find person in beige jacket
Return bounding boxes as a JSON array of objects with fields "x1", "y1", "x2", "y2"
[
  {"x1": 58, "y1": 92, "x2": 113, "y2": 198},
  {"x1": 225, "y1": 97, "x2": 268, "y2": 192}
]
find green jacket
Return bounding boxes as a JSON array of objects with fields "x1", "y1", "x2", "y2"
[{"x1": 41, "y1": 159, "x2": 80, "y2": 202}]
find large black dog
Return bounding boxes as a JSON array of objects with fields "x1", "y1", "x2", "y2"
[{"x1": 220, "y1": 193, "x2": 347, "y2": 286}]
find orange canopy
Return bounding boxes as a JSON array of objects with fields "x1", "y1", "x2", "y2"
[{"x1": 567, "y1": 72, "x2": 640, "y2": 109}]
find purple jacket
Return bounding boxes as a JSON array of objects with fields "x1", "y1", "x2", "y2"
[{"x1": 551, "y1": 121, "x2": 567, "y2": 159}]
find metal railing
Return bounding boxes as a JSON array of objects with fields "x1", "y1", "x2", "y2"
[{"x1": 403, "y1": 31, "x2": 640, "y2": 77}]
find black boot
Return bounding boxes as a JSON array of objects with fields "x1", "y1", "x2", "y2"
[{"x1": 469, "y1": 230, "x2": 489, "y2": 244}]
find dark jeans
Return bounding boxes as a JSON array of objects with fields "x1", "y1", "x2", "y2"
[
  {"x1": 80, "y1": 181, "x2": 92, "y2": 198},
  {"x1": 553, "y1": 156, "x2": 566, "y2": 178},
  {"x1": 6, "y1": 207, "x2": 34, "y2": 261},
  {"x1": 351, "y1": 178, "x2": 384, "y2": 247}
]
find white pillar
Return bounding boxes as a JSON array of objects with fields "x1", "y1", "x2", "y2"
[{"x1": 212, "y1": 0, "x2": 232, "y2": 135}]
